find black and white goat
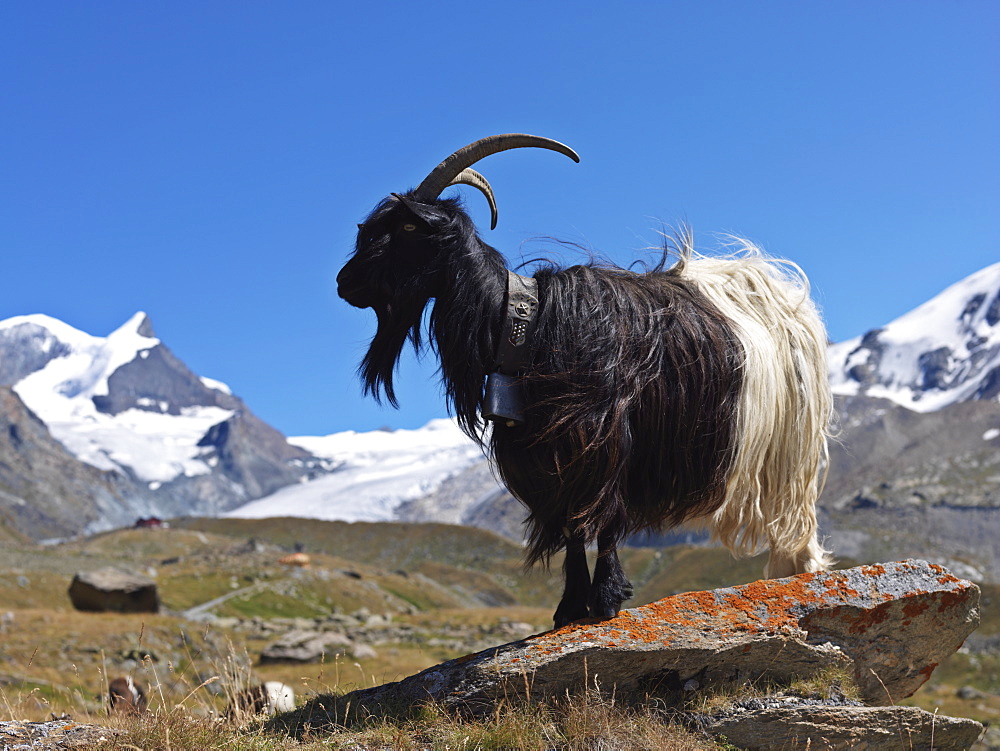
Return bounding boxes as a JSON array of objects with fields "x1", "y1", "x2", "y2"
[
  {"x1": 107, "y1": 676, "x2": 147, "y2": 715},
  {"x1": 337, "y1": 134, "x2": 834, "y2": 628},
  {"x1": 227, "y1": 681, "x2": 295, "y2": 719}
]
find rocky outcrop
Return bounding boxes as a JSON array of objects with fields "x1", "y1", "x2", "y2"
[
  {"x1": 322, "y1": 560, "x2": 977, "y2": 714},
  {"x1": 287, "y1": 560, "x2": 983, "y2": 748},
  {"x1": 259, "y1": 629, "x2": 352, "y2": 663},
  {"x1": 68, "y1": 567, "x2": 159, "y2": 613},
  {"x1": 700, "y1": 701, "x2": 983, "y2": 751}
]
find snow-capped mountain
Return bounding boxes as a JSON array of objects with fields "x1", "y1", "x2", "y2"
[
  {"x1": 4, "y1": 312, "x2": 234, "y2": 482},
  {"x1": 0, "y1": 312, "x2": 322, "y2": 538},
  {"x1": 828, "y1": 262, "x2": 1000, "y2": 411},
  {"x1": 3, "y1": 261, "x2": 999, "y2": 545}
]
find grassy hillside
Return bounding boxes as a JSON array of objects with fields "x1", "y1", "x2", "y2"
[{"x1": 0, "y1": 517, "x2": 996, "y2": 747}]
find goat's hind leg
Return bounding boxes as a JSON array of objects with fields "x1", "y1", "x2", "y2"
[
  {"x1": 589, "y1": 530, "x2": 634, "y2": 620},
  {"x1": 765, "y1": 532, "x2": 833, "y2": 579},
  {"x1": 553, "y1": 531, "x2": 592, "y2": 628}
]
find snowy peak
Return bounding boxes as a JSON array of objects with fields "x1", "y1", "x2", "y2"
[
  {"x1": 0, "y1": 312, "x2": 310, "y2": 501},
  {"x1": 0, "y1": 315, "x2": 92, "y2": 386},
  {"x1": 0, "y1": 311, "x2": 160, "y2": 404},
  {"x1": 829, "y1": 262, "x2": 1000, "y2": 412},
  {"x1": 0, "y1": 312, "x2": 234, "y2": 481}
]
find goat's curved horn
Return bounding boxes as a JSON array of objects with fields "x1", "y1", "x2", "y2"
[
  {"x1": 413, "y1": 134, "x2": 580, "y2": 223},
  {"x1": 447, "y1": 168, "x2": 499, "y2": 230}
]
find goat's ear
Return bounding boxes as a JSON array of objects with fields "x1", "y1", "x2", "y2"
[{"x1": 392, "y1": 193, "x2": 447, "y2": 228}]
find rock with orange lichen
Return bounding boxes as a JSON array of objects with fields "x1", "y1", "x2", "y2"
[
  {"x1": 295, "y1": 559, "x2": 978, "y2": 723},
  {"x1": 0, "y1": 719, "x2": 122, "y2": 749}
]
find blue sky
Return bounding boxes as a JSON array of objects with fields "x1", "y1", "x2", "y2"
[{"x1": 3, "y1": 2, "x2": 997, "y2": 436}]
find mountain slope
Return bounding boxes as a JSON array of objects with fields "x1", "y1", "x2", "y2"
[
  {"x1": 0, "y1": 385, "x2": 151, "y2": 540},
  {"x1": 818, "y1": 393, "x2": 1000, "y2": 580},
  {"x1": 828, "y1": 262, "x2": 1000, "y2": 411}
]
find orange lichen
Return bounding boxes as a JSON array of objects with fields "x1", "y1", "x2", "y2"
[
  {"x1": 936, "y1": 590, "x2": 969, "y2": 612},
  {"x1": 516, "y1": 563, "x2": 970, "y2": 664},
  {"x1": 903, "y1": 599, "x2": 930, "y2": 619},
  {"x1": 860, "y1": 564, "x2": 887, "y2": 576}
]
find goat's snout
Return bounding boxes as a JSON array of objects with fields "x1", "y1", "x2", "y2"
[{"x1": 336, "y1": 267, "x2": 370, "y2": 309}]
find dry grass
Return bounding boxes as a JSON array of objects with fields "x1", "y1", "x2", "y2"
[
  {"x1": 0, "y1": 605, "x2": 726, "y2": 750},
  {"x1": 278, "y1": 684, "x2": 719, "y2": 751},
  {"x1": 1, "y1": 645, "x2": 726, "y2": 750},
  {"x1": 689, "y1": 664, "x2": 863, "y2": 719},
  {"x1": 83, "y1": 690, "x2": 721, "y2": 751}
]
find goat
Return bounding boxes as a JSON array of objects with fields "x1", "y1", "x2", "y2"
[
  {"x1": 337, "y1": 134, "x2": 834, "y2": 628},
  {"x1": 227, "y1": 681, "x2": 295, "y2": 718},
  {"x1": 107, "y1": 676, "x2": 147, "y2": 715}
]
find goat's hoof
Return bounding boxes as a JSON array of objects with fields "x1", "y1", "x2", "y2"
[
  {"x1": 588, "y1": 602, "x2": 622, "y2": 620},
  {"x1": 553, "y1": 605, "x2": 589, "y2": 629}
]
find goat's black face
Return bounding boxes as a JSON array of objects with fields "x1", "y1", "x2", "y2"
[
  {"x1": 338, "y1": 192, "x2": 468, "y2": 407},
  {"x1": 337, "y1": 194, "x2": 444, "y2": 310}
]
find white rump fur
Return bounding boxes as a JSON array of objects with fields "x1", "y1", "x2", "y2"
[
  {"x1": 262, "y1": 681, "x2": 295, "y2": 714},
  {"x1": 674, "y1": 237, "x2": 834, "y2": 578}
]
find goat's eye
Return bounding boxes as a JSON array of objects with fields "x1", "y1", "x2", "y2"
[{"x1": 402, "y1": 223, "x2": 417, "y2": 232}]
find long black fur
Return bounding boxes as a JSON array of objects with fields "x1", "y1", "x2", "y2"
[{"x1": 339, "y1": 191, "x2": 744, "y2": 625}]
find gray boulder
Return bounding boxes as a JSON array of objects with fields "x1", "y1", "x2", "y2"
[
  {"x1": 703, "y1": 703, "x2": 983, "y2": 750},
  {"x1": 259, "y1": 629, "x2": 352, "y2": 663},
  {"x1": 68, "y1": 567, "x2": 159, "y2": 613}
]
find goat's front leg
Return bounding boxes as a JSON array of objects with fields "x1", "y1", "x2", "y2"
[
  {"x1": 589, "y1": 529, "x2": 633, "y2": 619},
  {"x1": 553, "y1": 531, "x2": 591, "y2": 628}
]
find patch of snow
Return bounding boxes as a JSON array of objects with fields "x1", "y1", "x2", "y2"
[
  {"x1": 228, "y1": 418, "x2": 485, "y2": 522},
  {"x1": 43, "y1": 406, "x2": 232, "y2": 482},
  {"x1": 200, "y1": 376, "x2": 232, "y2": 395},
  {"x1": 984, "y1": 428, "x2": 1000, "y2": 441}
]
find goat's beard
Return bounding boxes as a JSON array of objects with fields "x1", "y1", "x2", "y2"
[{"x1": 359, "y1": 296, "x2": 432, "y2": 408}]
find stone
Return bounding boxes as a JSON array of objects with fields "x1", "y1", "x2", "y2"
[
  {"x1": 67, "y1": 567, "x2": 159, "y2": 613},
  {"x1": 0, "y1": 719, "x2": 122, "y2": 749},
  {"x1": 259, "y1": 629, "x2": 352, "y2": 663},
  {"x1": 956, "y1": 684, "x2": 988, "y2": 700},
  {"x1": 350, "y1": 644, "x2": 378, "y2": 660},
  {"x1": 703, "y1": 704, "x2": 983, "y2": 750},
  {"x1": 305, "y1": 560, "x2": 978, "y2": 720}
]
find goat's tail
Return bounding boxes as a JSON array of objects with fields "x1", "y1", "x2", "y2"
[{"x1": 678, "y1": 238, "x2": 834, "y2": 571}]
